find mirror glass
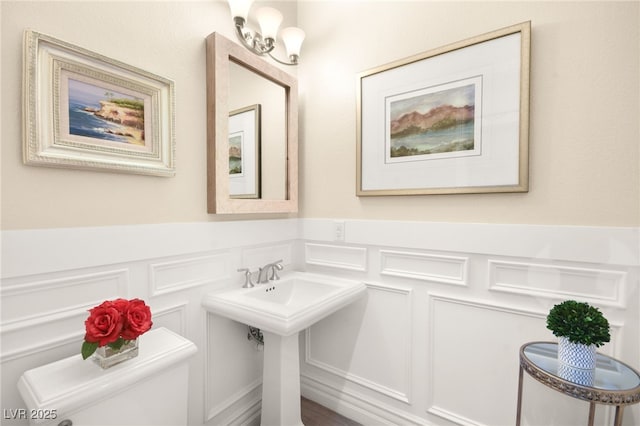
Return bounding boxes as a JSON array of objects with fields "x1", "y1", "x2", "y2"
[
  {"x1": 206, "y1": 32, "x2": 298, "y2": 214},
  {"x1": 229, "y1": 61, "x2": 286, "y2": 200}
]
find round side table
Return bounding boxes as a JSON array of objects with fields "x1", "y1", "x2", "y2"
[{"x1": 516, "y1": 342, "x2": 640, "y2": 426}]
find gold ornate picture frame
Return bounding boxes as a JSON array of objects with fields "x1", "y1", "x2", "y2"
[
  {"x1": 23, "y1": 30, "x2": 176, "y2": 176},
  {"x1": 357, "y1": 22, "x2": 530, "y2": 196}
]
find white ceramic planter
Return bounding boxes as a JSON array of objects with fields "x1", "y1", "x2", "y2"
[
  {"x1": 558, "y1": 336, "x2": 596, "y2": 370},
  {"x1": 557, "y1": 362, "x2": 595, "y2": 386}
]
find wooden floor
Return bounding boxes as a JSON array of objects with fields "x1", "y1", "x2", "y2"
[{"x1": 301, "y1": 397, "x2": 361, "y2": 426}]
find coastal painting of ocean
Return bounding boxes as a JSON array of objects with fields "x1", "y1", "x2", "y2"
[
  {"x1": 68, "y1": 79, "x2": 145, "y2": 145},
  {"x1": 24, "y1": 30, "x2": 176, "y2": 176},
  {"x1": 386, "y1": 77, "x2": 481, "y2": 163}
]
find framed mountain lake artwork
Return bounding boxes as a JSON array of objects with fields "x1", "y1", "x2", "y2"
[
  {"x1": 23, "y1": 30, "x2": 175, "y2": 176},
  {"x1": 357, "y1": 22, "x2": 530, "y2": 195},
  {"x1": 229, "y1": 104, "x2": 261, "y2": 199}
]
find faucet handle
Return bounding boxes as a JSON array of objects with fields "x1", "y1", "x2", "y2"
[
  {"x1": 269, "y1": 261, "x2": 284, "y2": 281},
  {"x1": 237, "y1": 268, "x2": 255, "y2": 288}
]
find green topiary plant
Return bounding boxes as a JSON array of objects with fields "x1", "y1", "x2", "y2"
[{"x1": 546, "y1": 300, "x2": 610, "y2": 347}]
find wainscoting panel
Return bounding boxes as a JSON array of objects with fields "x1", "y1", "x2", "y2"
[
  {"x1": 1, "y1": 269, "x2": 129, "y2": 323},
  {"x1": 300, "y1": 219, "x2": 640, "y2": 426},
  {"x1": 242, "y1": 243, "x2": 294, "y2": 270},
  {"x1": 380, "y1": 250, "x2": 468, "y2": 286},
  {"x1": 150, "y1": 252, "x2": 230, "y2": 296},
  {"x1": 305, "y1": 282, "x2": 413, "y2": 403},
  {"x1": 427, "y1": 296, "x2": 550, "y2": 425},
  {"x1": 1, "y1": 221, "x2": 299, "y2": 426},
  {"x1": 205, "y1": 314, "x2": 264, "y2": 424},
  {"x1": 488, "y1": 260, "x2": 627, "y2": 307},
  {"x1": 305, "y1": 243, "x2": 368, "y2": 271},
  {"x1": 2, "y1": 219, "x2": 638, "y2": 426},
  {"x1": 152, "y1": 302, "x2": 189, "y2": 336},
  {"x1": 0, "y1": 309, "x2": 87, "y2": 362}
]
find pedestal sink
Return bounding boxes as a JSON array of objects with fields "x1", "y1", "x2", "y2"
[{"x1": 202, "y1": 272, "x2": 366, "y2": 425}]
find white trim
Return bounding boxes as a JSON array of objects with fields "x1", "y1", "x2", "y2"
[
  {"x1": 301, "y1": 374, "x2": 429, "y2": 426},
  {"x1": 300, "y1": 219, "x2": 640, "y2": 265},
  {"x1": 305, "y1": 243, "x2": 368, "y2": 271},
  {"x1": 1, "y1": 220, "x2": 300, "y2": 278},
  {"x1": 206, "y1": 378, "x2": 262, "y2": 423},
  {"x1": 380, "y1": 249, "x2": 468, "y2": 286},
  {"x1": 488, "y1": 260, "x2": 627, "y2": 308},
  {"x1": 305, "y1": 282, "x2": 413, "y2": 404},
  {"x1": 149, "y1": 253, "x2": 230, "y2": 296},
  {"x1": 1, "y1": 269, "x2": 129, "y2": 323}
]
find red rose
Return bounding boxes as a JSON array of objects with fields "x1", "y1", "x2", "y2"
[
  {"x1": 84, "y1": 301, "x2": 124, "y2": 347},
  {"x1": 121, "y1": 299, "x2": 153, "y2": 340},
  {"x1": 111, "y1": 298, "x2": 130, "y2": 314}
]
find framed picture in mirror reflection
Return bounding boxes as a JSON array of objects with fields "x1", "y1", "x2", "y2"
[{"x1": 229, "y1": 104, "x2": 261, "y2": 199}]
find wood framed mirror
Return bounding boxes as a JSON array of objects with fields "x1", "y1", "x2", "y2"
[{"x1": 206, "y1": 32, "x2": 298, "y2": 214}]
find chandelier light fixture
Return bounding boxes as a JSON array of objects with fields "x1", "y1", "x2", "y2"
[{"x1": 227, "y1": 0, "x2": 305, "y2": 65}]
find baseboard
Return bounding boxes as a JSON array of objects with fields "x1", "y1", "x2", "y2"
[{"x1": 300, "y1": 374, "x2": 430, "y2": 426}]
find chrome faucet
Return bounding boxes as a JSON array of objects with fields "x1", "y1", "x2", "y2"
[
  {"x1": 237, "y1": 268, "x2": 255, "y2": 288},
  {"x1": 256, "y1": 260, "x2": 284, "y2": 284}
]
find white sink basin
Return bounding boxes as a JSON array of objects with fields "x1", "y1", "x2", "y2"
[
  {"x1": 203, "y1": 271, "x2": 366, "y2": 425},
  {"x1": 202, "y1": 272, "x2": 366, "y2": 336}
]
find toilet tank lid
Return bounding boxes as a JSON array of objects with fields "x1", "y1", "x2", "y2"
[{"x1": 17, "y1": 327, "x2": 197, "y2": 419}]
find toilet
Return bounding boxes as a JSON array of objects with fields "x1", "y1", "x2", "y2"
[{"x1": 17, "y1": 327, "x2": 197, "y2": 426}]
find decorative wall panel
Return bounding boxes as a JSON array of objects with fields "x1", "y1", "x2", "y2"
[
  {"x1": 305, "y1": 283, "x2": 413, "y2": 403},
  {"x1": 488, "y1": 260, "x2": 627, "y2": 307},
  {"x1": 305, "y1": 243, "x2": 367, "y2": 271},
  {"x1": 0, "y1": 309, "x2": 87, "y2": 362},
  {"x1": 1, "y1": 269, "x2": 129, "y2": 323},
  {"x1": 1, "y1": 220, "x2": 638, "y2": 426},
  {"x1": 150, "y1": 253, "x2": 230, "y2": 296},
  {"x1": 1, "y1": 221, "x2": 301, "y2": 426},
  {"x1": 152, "y1": 303, "x2": 188, "y2": 335},
  {"x1": 427, "y1": 295, "x2": 555, "y2": 425},
  {"x1": 380, "y1": 250, "x2": 468, "y2": 286},
  {"x1": 205, "y1": 314, "x2": 264, "y2": 423},
  {"x1": 242, "y1": 243, "x2": 294, "y2": 270},
  {"x1": 0, "y1": 269, "x2": 129, "y2": 362}
]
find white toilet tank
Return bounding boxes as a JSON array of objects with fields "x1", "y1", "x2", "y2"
[{"x1": 17, "y1": 327, "x2": 197, "y2": 426}]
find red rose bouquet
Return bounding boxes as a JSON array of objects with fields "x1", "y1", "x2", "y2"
[{"x1": 81, "y1": 298, "x2": 153, "y2": 360}]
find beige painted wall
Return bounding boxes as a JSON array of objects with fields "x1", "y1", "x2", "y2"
[
  {"x1": 2, "y1": 1, "x2": 638, "y2": 229},
  {"x1": 0, "y1": 1, "x2": 298, "y2": 230},
  {"x1": 298, "y1": 1, "x2": 640, "y2": 226}
]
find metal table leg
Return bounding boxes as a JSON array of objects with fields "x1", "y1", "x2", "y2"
[
  {"x1": 614, "y1": 405, "x2": 624, "y2": 426},
  {"x1": 516, "y1": 365, "x2": 524, "y2": 426},
  {"x1": 587, "y1": 402, "x2": 595, "y2": 426}
]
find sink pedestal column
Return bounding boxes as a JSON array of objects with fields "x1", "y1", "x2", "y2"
[{"x1": 261, "y1": 331, "x2": 303, "y2": 426}]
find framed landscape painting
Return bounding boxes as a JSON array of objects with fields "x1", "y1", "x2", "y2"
[
  {"x1": 23, "y1": 30, "x2": 175, "y2": 176},
  {"x1": 228, "y1": 104, "x2": 261, "y2": 199},
  {"x1": 357, "y1": 22, "x2": 530, "y2": 195}
]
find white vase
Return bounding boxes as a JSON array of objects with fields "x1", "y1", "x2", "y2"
[{"x1": 558, "y1": 336, "x2": 596, "y2": 370}]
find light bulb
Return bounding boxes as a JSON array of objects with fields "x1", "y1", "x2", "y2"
[
  {"x1": 227, "y1": 0, "x2": 253, "y2": 20},
  {"x1": 281, "y1": 27, "x2": 305, "y2": 58},
  {"x1": 255, "y1": 7, "x2": 283, "y2": 41}
]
